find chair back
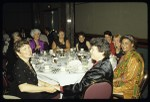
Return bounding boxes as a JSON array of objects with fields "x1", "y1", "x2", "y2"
[
  {"x1": 139, "y1": 72, "x2": 148, "y2": 97},
  {"x1": 2, "y1": 56, "x2": 9, "y2": 94},
  {"x1": 83, "y1": 81, "x2": 112, "y2": 99},
  {"x1": 3, "y1": 55, "x2": 8, "y2": 71}
]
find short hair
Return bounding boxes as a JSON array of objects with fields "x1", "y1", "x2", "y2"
[
  {"x1": 120, "y1": 34, "x2": 137, "y2": 49},
  {"x1": 113, "y1": 34, "x2": 121, "y2": 42},
  {"x1": 104, "y1": 31, "x2": 112, "y2": 36},
  {"x1": 90, "y1": 37, "x2": 110, "y2": 58},
  {"x1": 30, "y1": 29, "x2": 41, "y2": 37},
  {"x1": 113, "y1": 34, "x2": 121, "y2": 39},
  {"x1": 14, "y1": 39, "x2": 29, "y2": 53}
]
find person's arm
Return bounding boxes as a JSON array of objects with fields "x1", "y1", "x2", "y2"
[
  {"x1": 121, "y1": 57, "x2": 144, "y2": 83},
  {"x1": 38, "y1": 80, "x2": 54, "y2": 87},
  {"x1": 113, "y1": 57, "x2": 144, "y2": 92},
  {"x1": 113, "y1": 77, "x2": 122, "y2": 83},
  {"x1": 52, "y1": 41, "x2": 57, "y2": 52},
  {"x1": 14, "y1": 60, "x2": 57, "y2": 94},
  {"x1": 64, "y1": 39, "x2": 70, "y2": 52},
  {"x1": 54, "y1": 64, "x2": 112, "y2": 94},
  {"x1": 35, "y1": 43, "x2": 41, "y2": 50},
  {"x1": 18, "y1": 83, "x2": 56, "y2": 93},
  {"x1": 76, "y1": 43, "x2": 79, "y2": 51},
  {"x1": 86, "y1": 41, "x2": 91, "y2": 50}
]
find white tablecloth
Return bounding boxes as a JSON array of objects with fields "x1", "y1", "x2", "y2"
[
  {"x1": 31, "y1": 52, "x2": 92, "y2": 86},
  {"x1": 31, "y1": 52, "x2": 93, "y2": 99},
  {"x1": 36, "y1": 71, "x2": 86, "y2": 99},
  {"x1": 36, "y1": 71, "x2": 85, "y2": 86}
]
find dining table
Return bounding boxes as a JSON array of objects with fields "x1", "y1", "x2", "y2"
[{"x1": 30, "y1": 50, "x2": 93, "y2": 98}]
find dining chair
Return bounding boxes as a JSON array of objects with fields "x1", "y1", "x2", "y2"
[
  {"x1": 139, "y1": 72, "x2": 148, "y2": 99},
  {"x1": 2, "y1": 56, "x2": 9, "y2": 94},
  {"x1": 52, "y1": 93, "x2": 60, "y2": 99},
  {"x1": 83, "y1": 81, "x2": 112, "y2": 99}
]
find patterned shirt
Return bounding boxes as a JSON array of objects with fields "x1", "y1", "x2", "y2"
[{"x1": 113, "y1": 50, "x2": 144, "y2": 99}]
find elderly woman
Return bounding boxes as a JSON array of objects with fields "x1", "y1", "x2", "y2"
[
  {"x1": 53, "y1": 38, "x2": 113, "y2": 99},
  {"x1": 29, "y1": 29, "x2": 44, "y2": 54},
  {"x1": 9, "y1": 40, "x2": 59, "y2": 99},
  {"x1": 52, "y1": 30, "x2": 70, "y2": 52},
  {"x1": 76, "y1": 32, "x2": 91, "y2": 51},
  {"x1": 113, "y1": 34, "x2": 144, "y2": 99}
]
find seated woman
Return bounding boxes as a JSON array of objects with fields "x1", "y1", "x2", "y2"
[
  {"x1": 113, "y1": 34, "x2": 144, "y2": 99},
  {"x1": 113, "y1": 34, "x2": 124, "y2": 63},
  {"x1": 76, "y1": 32, "x2": 91, "y2": 51},
  {"x1": 6, "y1": 32, "x2": 22, "y2": 82},
  {"x1": 9, "y1": 40, "x2": 59, "y2": 99},
  {"x1": 53, "y1": 38, "x2": 113, "y2": 99},
  {"x1": 29, "y1": 29, "x2": 45, "y2": 54},
  {"x1": 52, "y1": 30, "x2": 70, "y2": 52}
]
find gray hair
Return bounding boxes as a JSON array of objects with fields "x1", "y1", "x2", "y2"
[{"x1": 30, "y1": 29, "x2": 41, "y2": 37}]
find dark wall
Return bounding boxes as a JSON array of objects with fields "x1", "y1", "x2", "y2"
[
  {"x1": 3, "y1": 3, "x2": 66, "y2": 36},
  {"x1": 38, "y1": 3, "x2": 66, "y2": 31},
  {"x1": 3, "y1": 3, "x2": 33, "y2": 35}
]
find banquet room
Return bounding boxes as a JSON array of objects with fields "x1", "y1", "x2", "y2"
[{"x1": 2, "y1": 2, "x2": 148, "y2": 99}]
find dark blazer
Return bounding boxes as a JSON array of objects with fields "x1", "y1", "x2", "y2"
[{"x1": 62, "y1": 57, "x2": 113, "y2": 99}]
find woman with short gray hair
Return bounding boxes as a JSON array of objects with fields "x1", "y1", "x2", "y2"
[{"x1": 29, "y1": 29, "x2": 44, "y2": 54}]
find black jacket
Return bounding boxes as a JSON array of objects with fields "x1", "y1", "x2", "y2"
[{"x1": 62, "y1": 57, "x2": 113, "y2": 99}]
